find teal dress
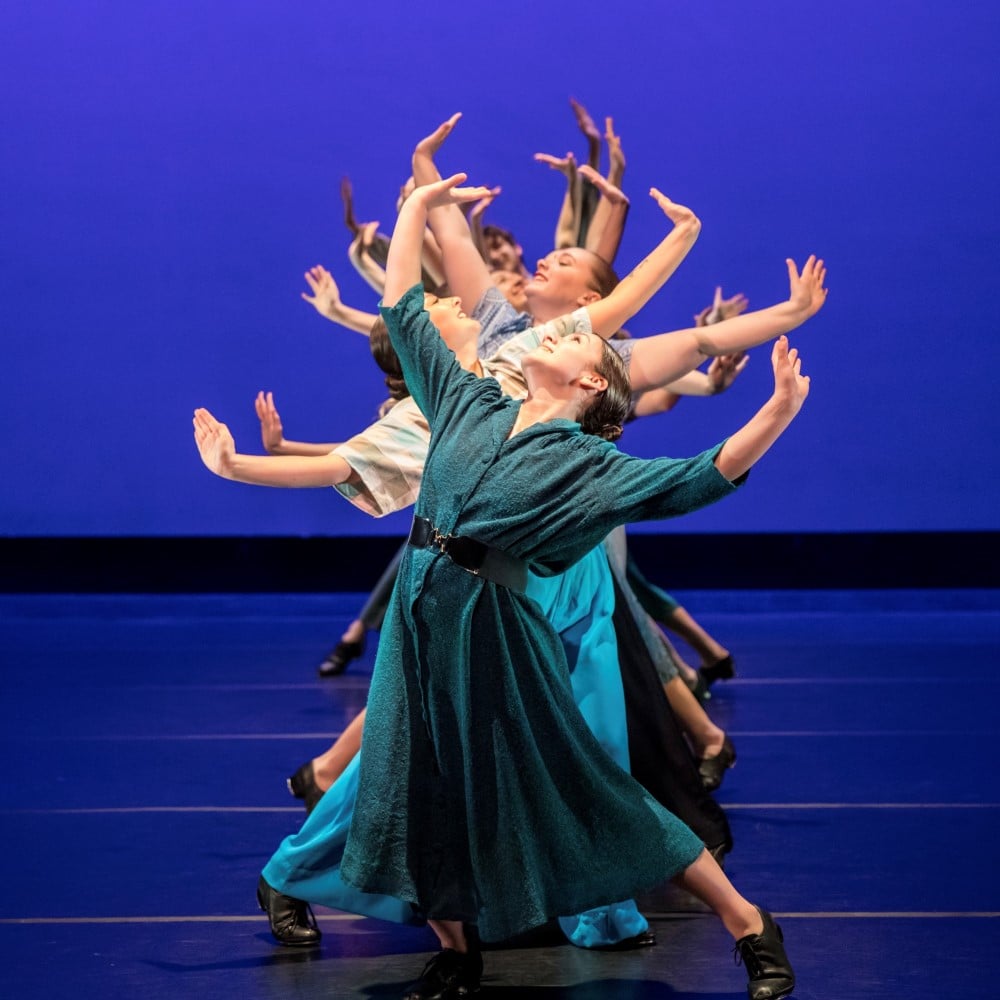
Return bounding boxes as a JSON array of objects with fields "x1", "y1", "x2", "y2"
[
  {"x1": 338, "y1": 285, "x2": 740, "y2": 943},
  {"x1": 261, "y1": 547, "x2": 643, "y2": 940}
]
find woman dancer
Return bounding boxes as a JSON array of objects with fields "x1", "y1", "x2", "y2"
[{"x1": 196, "y1": 174, "x2": 816, "y2": 999}]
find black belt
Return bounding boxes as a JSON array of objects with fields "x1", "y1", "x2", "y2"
[{"x1": 408, "y1": 516, "x2": 527, "y2": 594}]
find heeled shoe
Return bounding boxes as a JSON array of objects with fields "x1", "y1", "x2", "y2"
[
  {"x1": 698, "y1": 735, "x2": 736, "y2": 792},
  {"x1": 317, "y1": 637, "x2": 365, "y2": 677},
  {"x1": 287, "y1": 760, "x2": 325, "y2": 814},
  {"x1": 699, "y1": 654, "x2": 736, "y2": 687},
  {"x1": 256, "y1": 875, "x2": 321, "y2": 947},
  {"x1": 735, "y1": 906, "x2": 795, "y2": 1000},
  {"x1": 402, "y1": 947, "x2": 483, "y2": 1000}
]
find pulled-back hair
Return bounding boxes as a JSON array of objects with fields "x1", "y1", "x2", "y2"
[
  {"x1": 369, "y1": 316, "x2": 410, "y2": 403},
  {"x1": 582, "y1": 251, "x2": 620, "y2": 299},
  {"x1": 579, "y1": 340, "x2": 630, "y2": 443}
]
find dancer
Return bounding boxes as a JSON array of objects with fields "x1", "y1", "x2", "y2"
[
  {"x1": 203, "y1": 114, "x2": 825, "y2": 955},
  {"x1": 196, "y1": 173, "x2": 819, "y2": 999}
]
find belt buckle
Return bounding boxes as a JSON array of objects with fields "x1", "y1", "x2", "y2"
[{"x1": 429, "y1": 526, "x2": 452, "y2": 554}]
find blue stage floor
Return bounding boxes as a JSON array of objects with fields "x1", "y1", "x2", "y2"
[{"x1": 2, "y1": 591, "x2": 998, "y2": 999}]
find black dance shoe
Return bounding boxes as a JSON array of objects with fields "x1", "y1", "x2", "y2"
[
  {"x1": 256, "y1": 875, "x2": 321, "y2": 947},
  {"x1": 402, "y1": 948, "x2": 483, "y2": 1000},
  {"x1": 698, "y1": 735, "x2": 737, "y2": 792},
  {"x1": 317, "y1": 637, "x2": 365, "y2": 677},
  {"x1": 287, "y1": 761, "x2": 325, "y2": 814},
  {"x1": 699, "y1": 654, "x2": 736, "y2": 687},
  {"x1": 735, "y1": 907, "x2": 795, "y2": 1000}
]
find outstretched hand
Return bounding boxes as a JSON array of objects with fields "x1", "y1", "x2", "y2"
[
  {"x1": 469, "y1": 185, "x2": 501, "y2": 221},
  {"x1": 349, "y1": 220, "x2": 381, "y2": 258},
  {"x1": 301, "y1": 265, "x2": 342, "y2": 319},
  {"x1": 605, "y1": 117, "x2": 626, "y2": 177},
  {"x1": 695, "y1": 286, "x2": 750, "y2": 326},
  {"x1": 786, "y1": 255, "x2": 828, "y2": 317},
  {"x1": 254, "y1": 391, "x2": 285, "y2": 454},
  {"x1": 193, "y1": 408, "x2": 235, "y2": 477},
  {"x1": 570, "y1": 97, "x2": 601, "y2": 143},
  {"x1": 649, "y1": 187, "x2": 699, "y2": 231},
  {"x1": 771, "y1": 336, "x2": 810, "y2": 414},
  {"x1": 578, "y1": 164, "x2": 628, "y2": 206},
  {"x1": 707, "y1": 352, "x2": 750, "y2": 393},
  {"x1": 416, "y1": 173, "x2": 496, "y2": 212},
  {"x1": 534, "y1": 151, "x2": 578, "y2": 179},
  {"x1": 414, "y1": 113, "x2": 462, "y2": 163}
]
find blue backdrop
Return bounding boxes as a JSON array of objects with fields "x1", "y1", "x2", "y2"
[{"x1": 2, "y1": 1, "x2": 998, "y2": 537}]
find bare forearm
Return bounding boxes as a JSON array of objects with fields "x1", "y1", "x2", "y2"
[
  {"x1": 587, "y1": 216, "x2": 700, "y2": 337},
  {"x1": 630, "y1": 386, "x2": 683, "y2": 418},
  {"x1": 554, "y1": 175, "x2": 581, "y2": 249},
  {"x1": 383, "y1": 197, "x2": 429, "y2": 305},
  {"x1": 629, "y1": 301, "x2": 808, "y2": 393},
  {"x1": 222, "y1": 452, "x2": 352, "y2": 488},
  {"x1": 348, "y1": 249, "x2": 387, "y2": 295},
  {"x1": 320, "y1": 300, "x2": 379, "y2": 336},
  {"x1": 714, "y1": 397, "x2": 797, "y2": 482},
  {"x1": 665, "y1": 371, "x2": 718, "y2": 396},
  {"x1": 421, "y1": 228, "x2": 447, "y2": 288},
  {"x1": 268, "y1": 440, "x2": 343, "y2": 457},
  {"x1": 587, "y1": 198, "x2": 629, "y2": 265}
]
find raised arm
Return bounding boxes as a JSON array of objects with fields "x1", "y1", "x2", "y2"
[
  {"x1": 584, "y1": 187, "x2": 702, "y2": 338},
  {"x1": 579, "y1": 163, "x2": 629, "y2": 266},
  {"x1": 194, "y1": 408, "x2": 353, "y2": 487},
  {"x1": 627, "y1": 257, "x2": 828, "y2": 393},
  {"x1": 411, "y1": 113, "x2": 495, "y2": 311},
  {"x1": 384, "y1": 174, "x2": 493, "y2": 306},
  {"x1": 714, "y1": 336, "x2": 809, "y2": 481},
  {"x1": 534, "y1": 150, "x2": 581, "y2": 249},
  {"x1": 467, "y1": 185, "x2": 502, "y2": 260},
  {"x1": 301, "y1": 265, "x2": 379, "y2": 336},
  {"x1": 348, "y1": 221, "x2": 388, "y2": 295},
  {"x1": 631, "y1": 354, "x2": 749, "y2": 418},
  {"x1": 255, "y1": 391, "x2": 342, "y2": 457}
]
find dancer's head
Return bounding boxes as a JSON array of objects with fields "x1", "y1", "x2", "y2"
[
  {"x1": 369, "y1": 294, "x2": 481, "y2": 400},
  {"x1": 490, "y1": 268, "x2": 528, "y2": 312},
  {"x1": 524, "y1": 248, "x2": 619, "y2": 320},
  {"x1": 521, "y1": 330, "x2": 630, "y2": 442},
  {"x1": 482, "y1": 224, "x2": 524, "y2": 274}
]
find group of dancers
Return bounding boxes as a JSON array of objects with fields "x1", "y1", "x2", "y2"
[{"x1": 194, "y1": 104, "x2": 826, "y2": 999}]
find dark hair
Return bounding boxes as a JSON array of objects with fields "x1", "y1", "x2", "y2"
[
  {"x1": 482, "y1": 224, "x2": 518, "y2": 247},
  {"x1": 579, "y1": 340, "x2": 630, "y2": 443},
  {"x1": 582, "y1": 251, "x2": 620, "y2": 298},
  {"x1": 369, "y1": 316, "x2": 410, "y2": 402}
]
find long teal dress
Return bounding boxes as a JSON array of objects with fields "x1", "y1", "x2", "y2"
[{"x1": 338, "y1": 285, "x2": 741, "y2": 942}]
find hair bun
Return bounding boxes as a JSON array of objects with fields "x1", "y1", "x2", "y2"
[{"x1": 600, "y1": 424, "x2": 623, "y2": 443}]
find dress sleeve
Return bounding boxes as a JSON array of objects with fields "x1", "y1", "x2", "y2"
[
  {"x1": 379, "y1": 283, "x2": 479, "y2": 433},
  {"x1": 586, "y1": 441, "x2": 745, "y2": 532},
  {"x1": 332, "y1": 397, "x2": 430, "y2": 517}
]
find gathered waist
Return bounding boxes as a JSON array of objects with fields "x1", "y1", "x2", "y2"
[{"x1": 408, "y1": 516, "x2": 527, "y2": 594}]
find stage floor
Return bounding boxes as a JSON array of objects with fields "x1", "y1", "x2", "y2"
[{"x1": 2, "y1": 591, "x2": 998, "y2": 999}]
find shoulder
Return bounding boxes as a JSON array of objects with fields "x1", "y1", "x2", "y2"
[{"x1": 378, "y1": 284, "x2": 426, "y2": 330}]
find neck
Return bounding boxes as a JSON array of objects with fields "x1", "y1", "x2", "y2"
[
  {"x1": 510, "y1": 388, "x2": 581, "y2": 436},
  {"x1": 454, "y1": 340, "x2": 483, "y2": 376},
  {"x1": 527, "y1": 298, "x2": 578, "y2": 324}
]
